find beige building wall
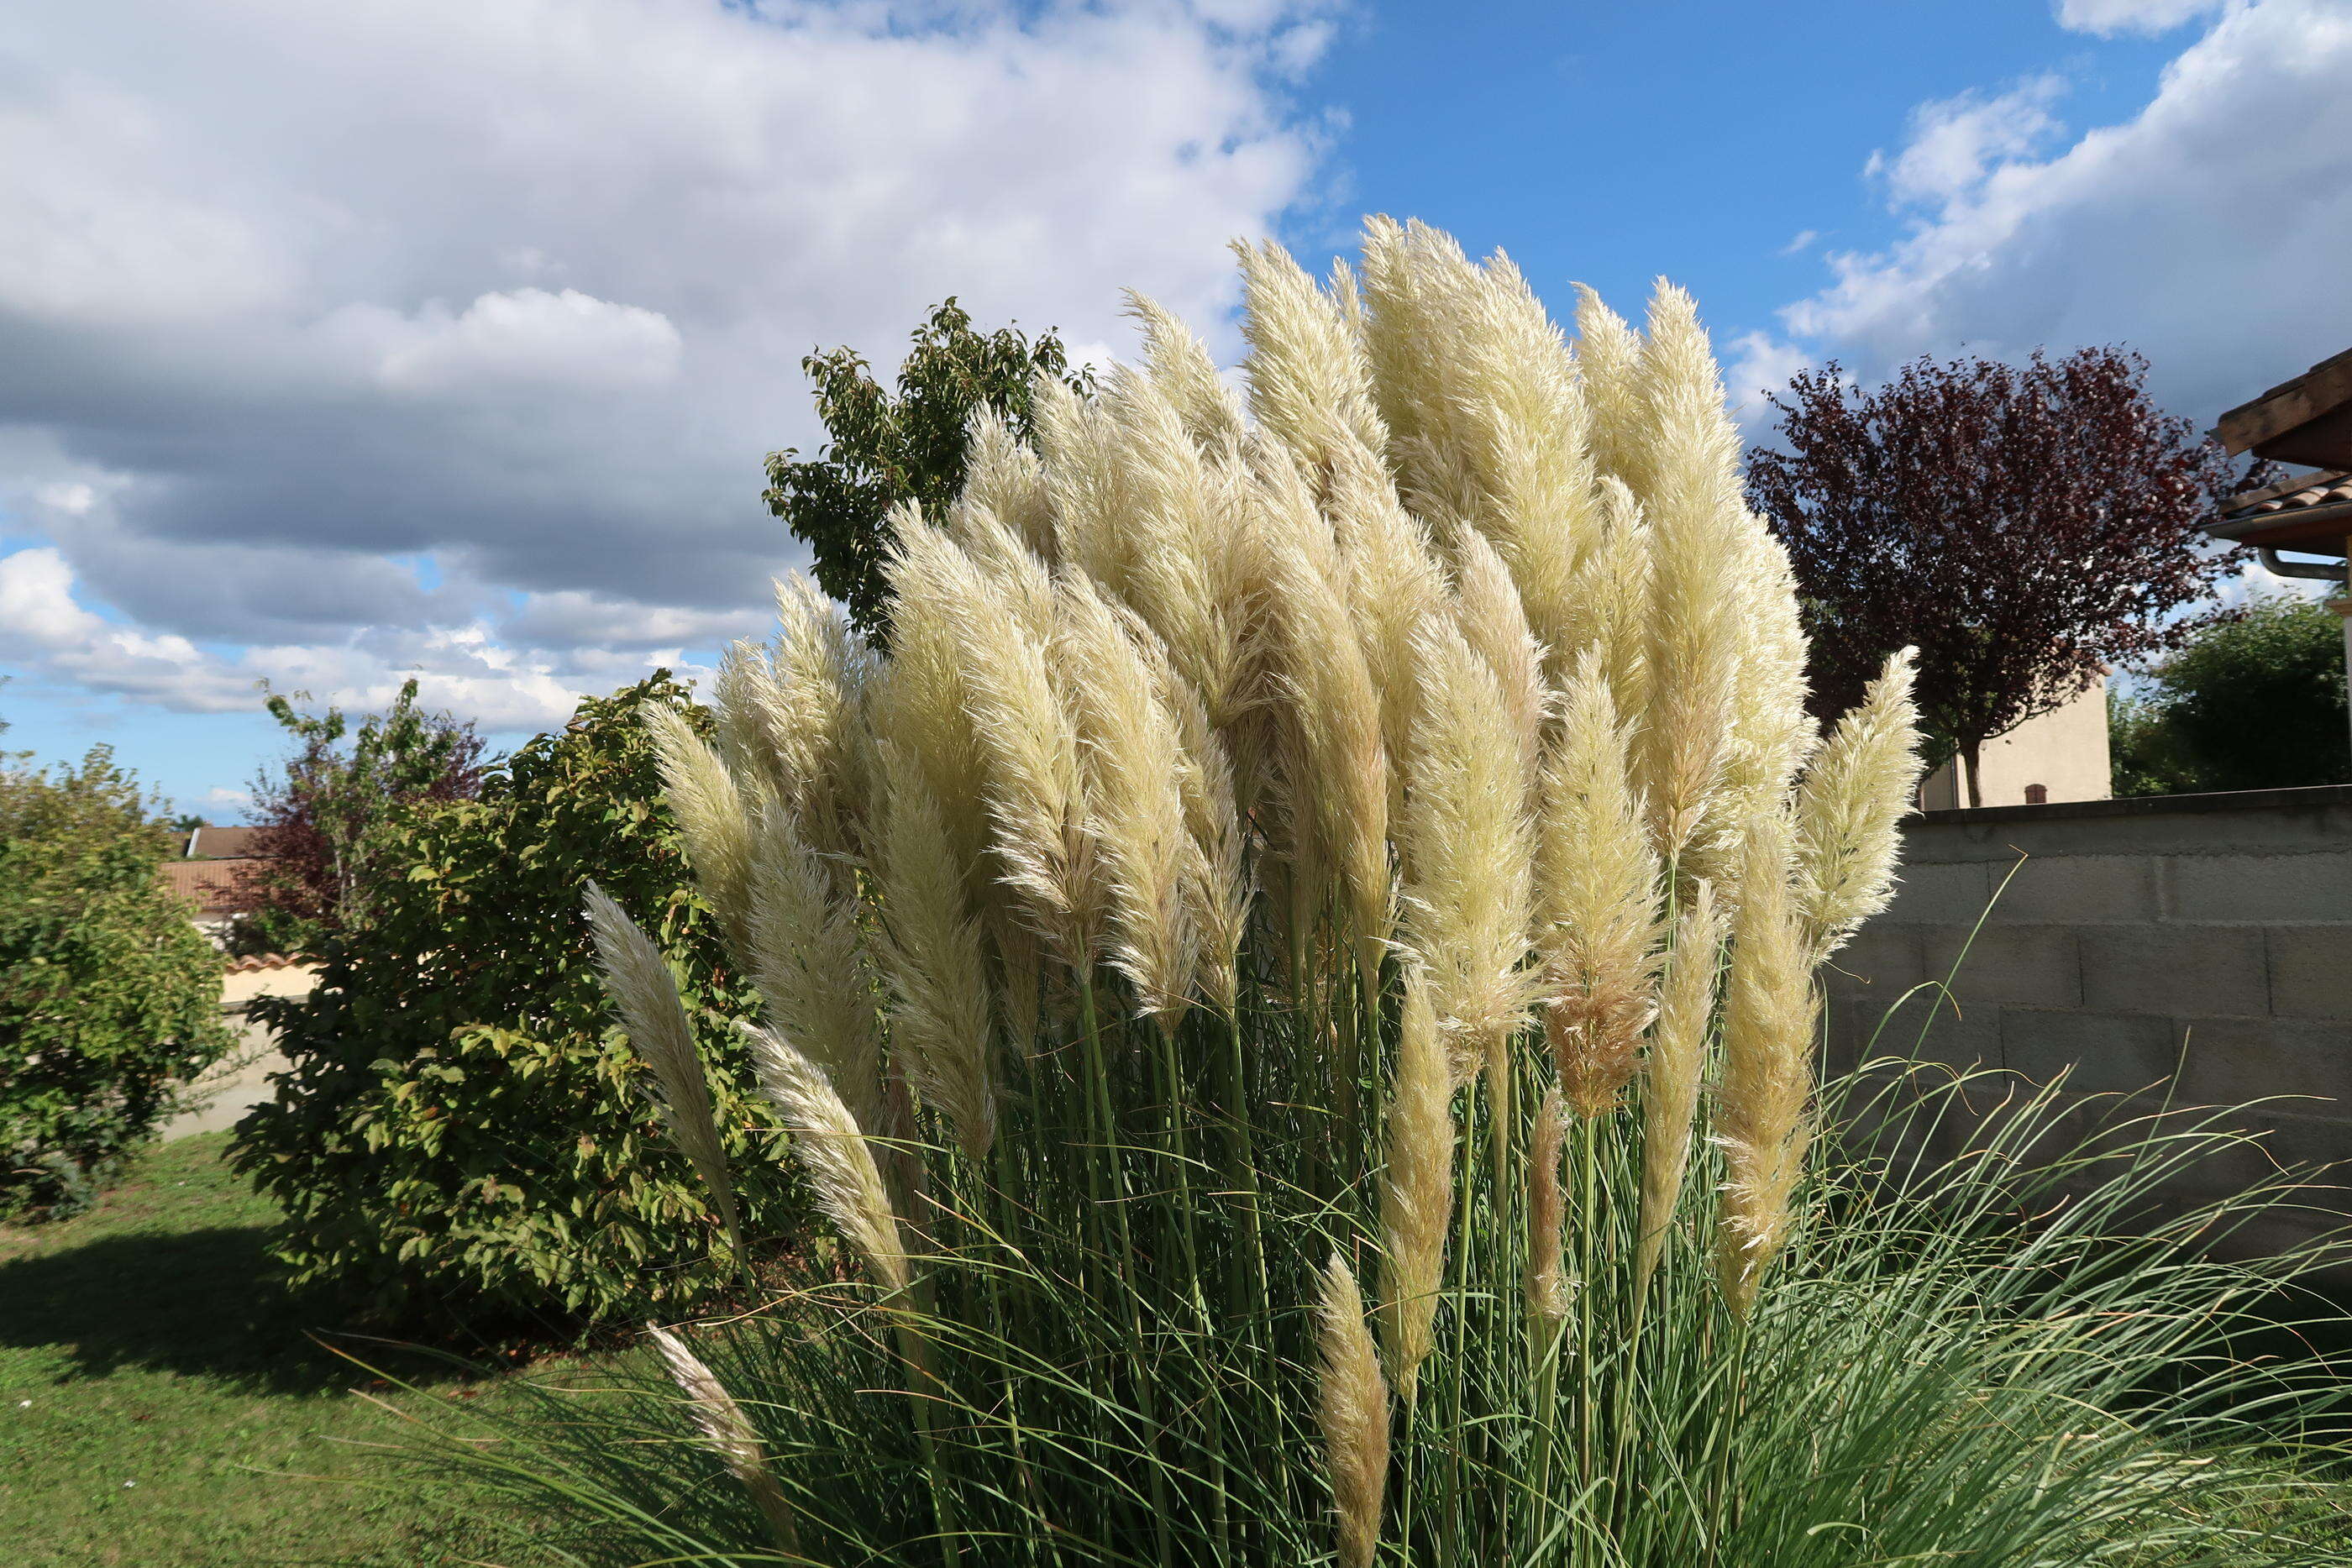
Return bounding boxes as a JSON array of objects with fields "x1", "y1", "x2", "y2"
[{"x1": 1919, "y1": 677, "x2": 2111, "y2": 810}]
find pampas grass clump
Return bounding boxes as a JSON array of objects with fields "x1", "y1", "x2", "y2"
[{"x1": 417, "y1": 221, "x2": 2349, "y2": 1568}]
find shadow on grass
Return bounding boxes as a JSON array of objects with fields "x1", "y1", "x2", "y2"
[{"x1": 0, "y1": 1221, "x2": 500, "y2": 1395}]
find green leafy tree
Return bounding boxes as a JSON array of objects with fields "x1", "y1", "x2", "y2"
[
  {"x1": 237, "y1": 679, "x2": 486, "y2": 953},
  {"x1": 2, "y1": 745, "x2": 233, "y2": 1217},
  {"x1": 230, "y1": 674, "x2": 800, "y2": 1329},
  {"x1": 2111, "y1": 593, "x2": 2349, "y2": 796},
  {"x1": 763, "y1": 298, "x2": 1093, "y2": 641}
]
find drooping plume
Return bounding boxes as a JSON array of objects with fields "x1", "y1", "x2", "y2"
[
  {"x1": 649, "y1": 1328, "x2": 800, "y2": 1550},
  {"x1": 584, "y1": 885, "x2": 749, "y2": 1267}
]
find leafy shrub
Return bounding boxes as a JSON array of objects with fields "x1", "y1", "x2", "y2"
[
  {"x1": 231, "y1": 674, "x2": 800, "y2": 1329},
  {"x1": 2113, "y1": 592, "x2": 2349, "y2": 795},
  {"x1": 234, "y1": 677, "x2": 487, "y2": 956},
  {"x1": 1, "y1": 746, "x2": 233, "y2": 1218}
]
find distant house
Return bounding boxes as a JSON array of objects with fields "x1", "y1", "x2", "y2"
[
  {"x1": 159, "y1": 824, "x2": 274, "y2": 945},
  {"x1": 1917, "y1": 679, "x2": 2113, "y2": 811}
]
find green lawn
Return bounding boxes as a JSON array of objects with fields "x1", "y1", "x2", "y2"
[{"x1": 0, "y1": 1133, "x2": 540, "y2": 1568}]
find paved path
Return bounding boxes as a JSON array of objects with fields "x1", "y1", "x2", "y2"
[{"x1": 161, "y1": 963, "x2": 314, "y2": 1141}]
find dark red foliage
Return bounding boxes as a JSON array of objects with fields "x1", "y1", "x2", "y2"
[
  {"x1": 235, "y1": 679, "x2": 486, "y2": 950},
  {"x1": 1746, "y1": 348, "x2": 2254, "y2": 805}
]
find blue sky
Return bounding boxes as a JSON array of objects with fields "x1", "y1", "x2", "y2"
[
  {"x1": 4, "y1": 0, "x2": 2348, "y2": 815},
  {"x1": 1297, "y1": 2, "x2": 2176, "y2": 335}
]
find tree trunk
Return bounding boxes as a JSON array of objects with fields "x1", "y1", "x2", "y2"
[{"x1": 1961, "y1": 736, "x2": 1984, "y2": 810}]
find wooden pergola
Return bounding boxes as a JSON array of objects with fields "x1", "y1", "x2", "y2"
[{"x1": 2207, "y1": 349, "x2": 2352, "y2": 765}]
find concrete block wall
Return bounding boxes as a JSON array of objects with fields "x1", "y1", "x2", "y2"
[{"x1": 1824, "y1": 784, "x2": 2352, "y2": 1235}]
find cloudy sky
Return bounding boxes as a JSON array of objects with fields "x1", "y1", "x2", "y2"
[{"x1": 4, "y1": 0, "x2": 2349, "y2": 814}]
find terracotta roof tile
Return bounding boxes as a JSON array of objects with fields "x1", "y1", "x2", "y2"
[
  {"x1": 2222, "y1": 469, "x2": 2352, "y2": 520},
  {"x1": 159, "y1": 856, "x2": 260, "y2": 914}
]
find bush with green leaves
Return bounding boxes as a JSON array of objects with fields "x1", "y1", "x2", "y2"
[
  {"x1": 231, "y1": 674, "x2": 801, "y2": 1329},
  {"x1": 2113, "y1": 592, "x2": 2349, "y2": 796},
  {"x1": 234, "y1": 676, "x2": 487, "y2": 956},
  {"x1": 1, "y1": 745, "x2": 233, "y2": 1218}
]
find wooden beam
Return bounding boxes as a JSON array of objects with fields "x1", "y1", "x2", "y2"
[{"x1": 2216, "y1": 345, "x2": 2352, "y2": 459}]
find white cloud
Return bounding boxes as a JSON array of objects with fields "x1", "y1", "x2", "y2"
[
  {"x1": 1864, "y1": 76, "x2": 2066, "y2": 208},
  {"x1": 2056, "y1": 0, "x2": 2231, "y2": 37},
  {"x1": 0, "y1": 0, "x2": 1336, "y2": 731},
  {"x1": 1724, "y1": 332, "x2": 1818, "y2": 439},
  {"x1": 360, "y1": 289, "x2": 685, "y2": 394},
  {"x1": 0, "y1": 547, "x2": 106, "y2": 646},
  {"x1": 203, "y1": 785, "x2": 254, "y2": 811},
  {"x1": 1777, "y1": 229, "x2": 1819, "y2": 256},
  {"x1": 1774, "y1": 0, "x2": 2352, "y2": 426},
  {"x1": 1, "y1": 544, "x2": 690, "y2": 730}
]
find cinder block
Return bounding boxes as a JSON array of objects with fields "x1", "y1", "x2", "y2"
[
  {"x1": 2077, "y1": 926, "x2": 2269, "y2": 1018},
  {"x1": 2202, "y1": 1211, "x2": 2350, "y2": 1287},
  {"x1": 1987, "y1": 855, "x2": 2160, "y2": 925},
  {"x1": 1924, "y1": 926, "x2": 2081, "y2": 1009},
  {"x1": 2000, "y1": 1009, "x2": 2181, "y2": 1095},
  {"x1": 1821, "y1": 926, "x2": 1924, "y2": 1001},
  {"x1": 1866, "y1": 993, "x2": 2002, "y2": 1073},
  {"x1": 2171, "y1": 1017, "x2": 2352, "y2": 1112},
  {"x1": 2158, "y1": 1108, "x2": 2352, "y2": 1202},
  {"x1": 1881, "y1": 860, "x2": 1995, "y2": 926},
  {"x1": 2167, "y1": 852, "x2": 2352, "y2": 923},
  {"x1": 2269, "y1": 926, "x2": 2352, "y2": 1020}
]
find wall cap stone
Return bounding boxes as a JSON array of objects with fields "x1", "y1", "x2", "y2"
[{"x1": 1916, "y1": 784, "x2": 2352, "y2": 829}]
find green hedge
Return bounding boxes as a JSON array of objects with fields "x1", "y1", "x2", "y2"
[
  {"x1": 2, "y1": 747, "x2": 233, "y2": 1218},
  {"x1": 231, "y1": 674, "x2": 801, "y2": 1329}
]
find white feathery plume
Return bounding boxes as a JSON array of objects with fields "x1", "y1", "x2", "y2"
[
  {"x1": 643, "y1": 702, "x2": 764, "y2": 953},
  {"x1": 583, "y1": 885, "x2": 749, "y2": 1266},
  {"x1": 1054, "y1": 573, "x2": 1199, "y2": 1024},
  {"x1": 877, "y1": 517, "x2": 990, "y2": 884},
  {"x1": 871, "y1": 737, "x2": 999, "y2": 1156},
  {"x1": 1126, "y1": 290, "x2": 1245, "y2": 450},
  {"x1": 1714, "y1": 812, "x2": 1817, "y2": 1319},
  {"x1": 1234, "y1": 238, "x2": 1389, "y2": 487},
  {"x1": 740, "y1": 1022, "x2": 911, "y2": 1295},
  {"x1": 1796, "y1": 647, "x2": 1924, "y2": 962},
  {"x1": 1315, "y1": 1253, "x2": 1392, "y2": 1568},
  {"x1": 1572, "y1": 283, "x2": 1647, "y2": 496},
  {"x1": 960, "y1": 405, "x2": 1058, "y2": 564},
  {"x1": 744, "y1": 802, "x2": 886, "y2": 1135},
  {"x1": 1625, "y1": 282, "x2": 1747, "y2": 863},
  {"x1": 1257, "y1": 452, "x2": 1395, "y2": 958},
  {"x1": 648, "y1": 1328, "x2": 800, "y2": 1550},
  {"x1": 1567, "y1": 477, "x2": 1655, "y2": 729},
  {"x1": 1033, "y1": 375, "x2": 1136, "y2": 597},
  {"x1": 1105, "y1": 366, "x2": 1250, "y2": 726},
  {"x1": 931, "y1": 527, "x2": 1100, "y2": 971},
  {"x1": 1636, "y1": 880, "x2": 1722, "y2": 1299},
  {"x1": 1538, "y1": 650, "x2": 1664, "y2": 1118},
  {"x1": 1448, "y1": 525, "x2": 1546, "y2": 803},
  {"x1": 1399, "y1": 613, "x2": 1539, "y2": 1083},
  {"x1": 1378, "y1": 966, "x2": 1452, "y2": 1399},
  {"x1": 1330, "y1": 467, "x2": 1445, "y2": 799},
  {"x1": 1132, "y1": 626, "x2": 1248, "y2": 1015},
  {"x1": 1698, "y1": 519, "x2": 1819, "y2": 900}
]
